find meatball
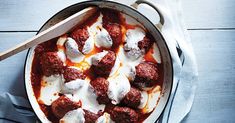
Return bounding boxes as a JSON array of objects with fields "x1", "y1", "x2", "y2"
[
  {"x1": 138, "y1": 35, "x2": 153, "y2": 53},
  {"x1": 84, "y1": 110, "x2": 99, "y2": 123},
  {"x1": 133, "y1": 62, "x2": 159, "y2": 88},
  {"x1": 51, "y1": 95, "x2": 81, "y2": 119},
  {"x1": 91, "y1": 51, "x2": 116, "y2": 77},
  {"x1": 70, "y1": 28, "x2": 89, "y2": 52},
  {"x1": 110, "y1": 106, "x2": 138, "y2": 123},
  {"x1": 40, "y1": 52, "x2": 64, "y2": 76},
  {"x1": 63, "y1": 67, "x2": 86, "y2": 82},
  {"x1": 35, "y1": 40, "x2": 58, "y2": 54},
  {"x1": 101, "y1": 8, "x2": 120, "y2": 24},
  {"x1": 122, "y1": 87, "x2": 141, "y2": 109},
  {"x1": 105, "y1": 23, "x2": 122, "y2": 47},
  {"x1": 90, "y1": 77, "x2": 110, "y2": 104}
]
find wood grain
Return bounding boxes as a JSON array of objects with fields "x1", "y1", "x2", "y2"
[
  {"x1": 182, "y1": 30, "x2": 235, "y2": 123},
  {"x1": 0, "y1": 0, "x2": 235, "y2": 31},
  {"x1": 0, "y1": 0, "x2": 82, "y2": 31},
  {"x1": 0, "y1": 32, "x2": 36, "y2": 97},
  {"x1": 181, "y1": 0, "x2": 235, "y2": 29}
]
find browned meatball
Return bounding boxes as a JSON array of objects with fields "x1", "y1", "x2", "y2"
[
  {"x1": 35, "y1": 39, "x2": 58, "y2": 54},
  {"x1": 110, "y1": 106, "x2": 139, "y2": 123},
  {"x1": 101, "y1": 8, "x2": 120, "y2": 24},
  {"x1": 70, "y1": 28, "x2": 89, "y2": 52},
  {"x1": 40, "y1": 52, "x2": 64, "y2": 76},
  {"x1": 133, "y1": 62, "x2": 159, "y2": 88},
  {"x1": 91, "y1": 51, "x2": 116, "y2": 77},
  {"x1": 122, "y1": 88, "x2": 141, "y2": 109},
  {"x1": 90, "y1": 77, "x2": 110, "y2": 104},
  {"x1": 138, "y1": 35, "x2": 153, "y2": 53},
  {"x1": 51, "y1": 95, "x2": 81, "y2": 119},
  {"x1": 63, "y1": 67, "x2": 86, "y2": 82},
  {"x1": 84, "y1": 110, "x2": 99, "y2": 123},
  {"x1": 105, "y1": 23, "x2": 122, "y2": 47}
]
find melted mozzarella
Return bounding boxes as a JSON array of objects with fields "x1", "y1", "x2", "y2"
[
  {"x1": 82, "y1": 27, "x2": 95, "y2": 54},
  {"x1": 142, "y1": 86, "x2": 161, "y2": 113},
  {"x1": 60, "y1": 108, "x2": 85, "y2": 123},
  {"x1": 124, "y1": 28, "x2": 145, "y2": 60},
  {"x1": 91, "y1": 50, "x2": 108, "y2": 66},
  {"x1": 117, "y1": 47, "x2": 142, "y2": 81},
  {"x1": 65, "y1": 38, "x2": 85, "y2": 63},
  {"x1": 57, "y1": 50, "x2": 66, "y2": 64},
  {"x1": 109, "y1": 56, "x2": 121, "y2": 77},
  {"x1": 56, "y1": 37, "x2": 67, "y2": 65},
  {"x1": 96, "y1": 112, "x2": 114, "y2": 123},
  {"x1": 39, "y1": 75, "x2": 62, "y2": 105},
  {"x1": 95, "y1": 27, "x2": 113, "y2": 48},
  {"x1": 57, "y1": 36, "x2": 67, "y2": 46},
  {"x1": 89, "y1": 13, "x2": 113, "y2": 49},
  {"x1": 153, "y1": 43, "x2": 162, "y2": 63},
  {"x1": 73, "y1": 80, "x2": 105, "y2": 113},
  {"x1": 61, "y1": 78, "x2": 86, "y2": 94},
  {"x1": 65, "y1": 38, "x2": 80, "y2": 56},
  {"x1": 107, "y1": 73, "x2": 131, "y2": 105},
  {"x1": 89, "y1": 14, "x2": 103, "y2": 36}
]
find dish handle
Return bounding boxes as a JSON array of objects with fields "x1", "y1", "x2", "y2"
[{"x1": 131, "y1": 0, "x2": 165, "y2": 30}]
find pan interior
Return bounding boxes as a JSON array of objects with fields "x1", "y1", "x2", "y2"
[{"x1": 25, "y1": 1, "x2": 173, "y2": 123}]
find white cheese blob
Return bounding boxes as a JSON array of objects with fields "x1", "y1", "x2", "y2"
[
  {"x1": 61, "y1": 78, "x2": 86, "y2": 94},
  {"x1": 107, "y1": 73, "x2": 131, "y2": 104},
  {"x1": 152, "y1": 43, "x2": 162, "y2": 63},
  {"x1": 65, "y1": 37, "x2": 80, "y2": 56},
  {"x1": 56, "y1": 36, "x2": 67, "y2": 65},
  {"x1": 95, "y1": 27, "x2": 113, "y2": 48},
  {"x1": 65, "y1": 37, "x2": 85, "y2": 63},
  {"x1": 57, "y1": 36, "x2": 67, "y2": 46},
  {"x1": 57, "y1": 50, "x2": 66, "y2": 64},
  {"x1": 96, "y1": 112, "x2": 114, "y2": 123},
  {"x1": 124, "y1": 28, "x2": 145, "y2": 60},
  {"x1": 91, "y1": 50, "x2": 108, "y2": 66},
  {"x1": 39, "y1": 75, "x2": 62, "y2": 105},
  {"x1": 109, "y1": 56, "x2": 121, "y2": 77},
  {"x1": 82, "y1": 27, "x2": 95, "y2": 54},
  {"x1": 117, "y1": 47, "x2": 142, "y2": 81},
  {"x1": 89, "y1": 13, "x2": 103, "y2": 36},
  {"x1": 142, "y1": 86, "x2": 161, "y2": 113},
  {"x1": 73, "y1": 80, "x2": 105, "y2": 113},
  {"x1": 60, "y1": 108, "x2": 85, "y2": 123}
]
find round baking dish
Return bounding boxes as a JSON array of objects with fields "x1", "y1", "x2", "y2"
[{"x1": 24, "y1": 0, "x2": 173, "y2": 122}]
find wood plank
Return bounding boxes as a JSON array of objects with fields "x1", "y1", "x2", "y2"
[
  {"x1": 0, "y1": 0, "x2": 81, "y2": 31},
  {"x1": 0, "y1": 0, "x2": 234, "y2": 31},
  {"x1": 0, "y1": 32, "x2": 36, "y2": 97},
  {"x1": 182, "y1": 30, "x2": 235, "y2": 123},
  {"x1": 181, "y1": 0, "x2": 235, "y2": 29}
]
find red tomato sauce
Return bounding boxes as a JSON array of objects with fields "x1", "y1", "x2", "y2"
[{"x1": 31, "y1": 8, "x2": 164, "y2": 123}]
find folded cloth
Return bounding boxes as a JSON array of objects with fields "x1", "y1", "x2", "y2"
[
  {"x1": 0, "y1": 0, "x2": 198, "y2": 123},
  {"x1": 0, "y1": 93, "x2": 36, "y2": 123}
]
